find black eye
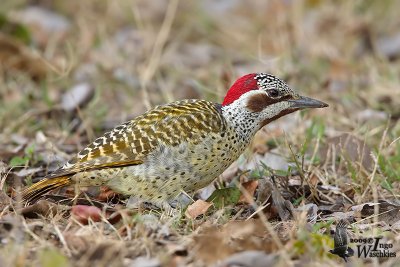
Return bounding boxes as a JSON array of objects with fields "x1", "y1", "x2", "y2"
[{"x1": 267, "y1": 89, "x2": 280, "y2": 98}]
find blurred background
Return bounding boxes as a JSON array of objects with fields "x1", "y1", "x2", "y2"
[
  {"x1": 1, "y1": 0, "x2": 399, "y2": 179},
  {"x1": 1, "y1": 1, "x2": 400, "y2": 266},
  {"x1": 1, "y1": 0, "x2": 399, "y2": 130}
]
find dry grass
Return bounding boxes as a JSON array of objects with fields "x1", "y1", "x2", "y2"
[{"x1": 1, "y1": 0, "x2": 400, "y2": 266}]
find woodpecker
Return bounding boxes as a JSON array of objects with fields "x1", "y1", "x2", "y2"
[
  {"x1": 330, "y1": 219, "x2": 354, "y2": 262},
  {"x1": 22, "y1": 73, "x2": 328, "y2": 209}
]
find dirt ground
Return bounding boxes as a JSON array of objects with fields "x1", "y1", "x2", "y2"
[{"x1": 0, "y1": 1, "x2": 400, "y2": 266}]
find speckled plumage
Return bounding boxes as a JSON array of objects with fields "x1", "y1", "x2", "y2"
[
  {"x1": 22, "y1": 73, "x2": 328, "y2": 209},
  {"x1": 69, "y1": 99, "x2": 245, "y2": 205},
  {"x1": 23, "y1": 100, "x2": 247, "y2": 205}
]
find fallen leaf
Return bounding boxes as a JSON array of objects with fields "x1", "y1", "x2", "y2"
[
  {"x1": 255, "y1": 178, "x2": 273, "y2": 205},
  {"x1": 185, "y1": 200, "x2": 212, "y2": 219},
  {"x1": 192, "y1": 219, "x2": 278, "y2": 264},
  {"x1": 270, "y1": 179, "x2": 294, "y2": 221},
  {"x1": 71, "y1": 205, "x2": 102, "y2": 224},
  {"x1": 20, "y1": 199, "x2": 59, "y2": 218},
  {"x1": 238, "y1": 180, "x2": 259, "y2": 204},
  {"x1": 352, "y1": 200, "x2": 400, "y2": 225},
  {"x1": 308, "y1": 173, "x2": 320, "y2": 187},
  {"x1": 40, "y1": 194, "x2": 123, "y2": 224},
  {"x1": 96, "y1": 187, "x2": 119, "y2": 202}
]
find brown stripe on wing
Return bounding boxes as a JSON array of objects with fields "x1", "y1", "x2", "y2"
[{"x1": 46, "y1": 159, "x2": 144, "y2": 179}]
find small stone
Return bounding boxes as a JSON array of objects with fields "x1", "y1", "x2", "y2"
[{"x1": 61, "y1": 83, "x2": 94, "y2": 112}]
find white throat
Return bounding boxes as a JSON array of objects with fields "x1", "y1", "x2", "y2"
[{"x1": 221, "y1": 90, "x2": 291, "y2": 141}]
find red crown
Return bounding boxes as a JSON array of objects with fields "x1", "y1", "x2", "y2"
[{"x1": 222, "y1": 73, "x2": 258, "y2": 106}]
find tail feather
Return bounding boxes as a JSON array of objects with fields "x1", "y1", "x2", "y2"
[{"x1": 22, "y1": 176, "x2": 72, "y2": 203}]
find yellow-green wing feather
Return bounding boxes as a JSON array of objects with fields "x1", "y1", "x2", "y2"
[{"x1": 48, "y1": 99, "x2": 225, "y2": 178}]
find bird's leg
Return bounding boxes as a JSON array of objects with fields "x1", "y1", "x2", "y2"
[
  {"x1": 161, "y1": 201, "x2": 179, "y2": 217},
  {"x1": 163, "y1": 192, "x2": 193, "y2": 216}
]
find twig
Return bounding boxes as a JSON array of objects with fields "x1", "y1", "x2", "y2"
[
  {"x1": 234, "y1": 180, "x2": 293, "y2": 265},
  {"x1": 53, "y1": 223, "x2": 71, "y2": 257},
  {"x1": 360, "y1": 120, "x2": 389, "y2": 200},
  {"x1": 139, "y1": 0, "x2": 180, "y2": 109}
]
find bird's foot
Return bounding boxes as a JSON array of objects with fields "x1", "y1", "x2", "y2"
[{"x1": 161, "y1": 202, "x2": 179, "y2": 217}]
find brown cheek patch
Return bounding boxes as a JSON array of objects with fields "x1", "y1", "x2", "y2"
[
  {"x1": 246, "y1": 93, "x2": 278, "y2": 112},
  {"x1": 261, "y1": 108, "x2": 299, "y2": 127},
  {"x1": 246, "y1": 93, "x2": 293, "y2": 113}
]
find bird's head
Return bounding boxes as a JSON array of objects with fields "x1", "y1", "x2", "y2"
[{"x1": 222, "y1": 73, "x2": 328, "y2": 129}]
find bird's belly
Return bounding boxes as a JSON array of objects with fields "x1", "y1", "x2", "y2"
[{"x1": 106, "y1": 136, "x2": 244, "y2": 202}]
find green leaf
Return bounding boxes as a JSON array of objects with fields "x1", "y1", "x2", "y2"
[
  {"x1": 206, "y1": 187, "x2": 241, "y2": 209},
  {"x1": 249, "y1": 169, "x2": 264, "y2": 179},
  {"x1": 302, "y1": 118, "x2": 325, "y2": 155},
  {"x1": 0, "y1": 13, "x2": 31, "y2": 44},
  {"x1": 24, "y1": 144, "x2": 35, "y2": 158},
  {"x1": 39, "y1": 248, "x2": 69, "y2": 267},
  {"x1": 381, "y1": 179, "x2": 393, "y2": 191},
  {"x1": 9, "y1": 156, "x2": 29, "y2": 167},
  {"x1": 275, "y1": 169, "x2": 289, "y2": 176},
  {"x1": 12, "y1": 24, "x2": 31, "y2": 44},
  {"x1": 312, "y1": 220, "x2": 333, "y2": 233},
  {"x1": 293, "y1": 196, "x2": 305, "y2": 206}
]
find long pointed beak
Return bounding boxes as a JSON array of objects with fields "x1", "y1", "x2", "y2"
[{"x1": 289, "y1": 96, "x2": 328, "y2": 109}]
